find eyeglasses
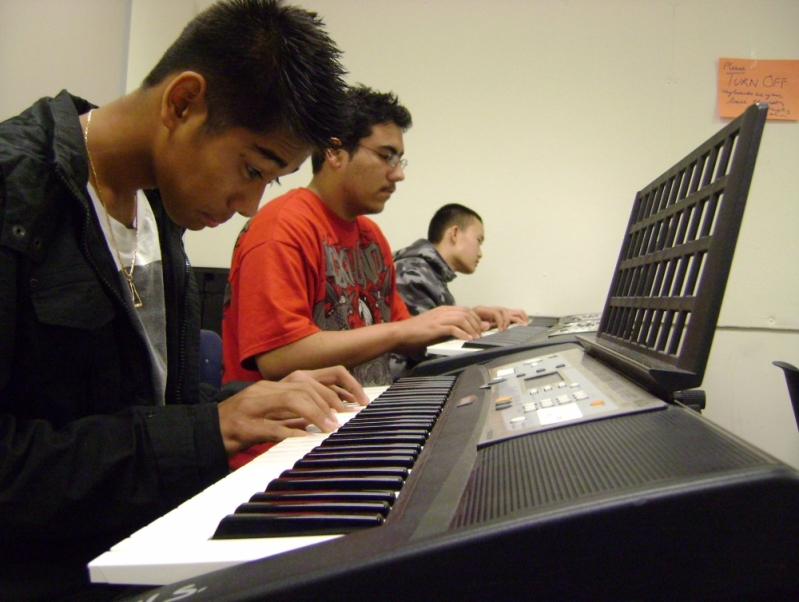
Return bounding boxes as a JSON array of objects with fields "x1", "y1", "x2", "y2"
[{"x1": 358, "y1": 145, "x2": 407, "y2": 170}]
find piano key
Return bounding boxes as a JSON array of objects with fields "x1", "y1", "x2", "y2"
[
  {"x1": 249, "y1": 490, "x2": 397, "y2": 505},
  {"x1": 333, "y1": 424, "x2": 434, "y2": 434},
  {"x1": 379, "y1": 396, "x2": 446, "y2": 402},
  {"x1": 353, "y1": 408, "x2": 441, "y2": 416},
  {"x1": 87, "y1": 410, "x2": 371, "y2": 585},
  {"x1": 279, "y1": 467, "x2": 410, "y2": 479},
  {"x1": 304, "y1": 444, "x2": 421, "y2": 456},
  {"x1": 321, "y1": 433, "x2": 428, "y2": 446},
  {"x1": 384, "y1": 383, "x2": 453, "y2": 391},
  {"x1": 363, "y1": 401, "x2": 442, "y2": 416},
  {"x1": 339, "y1": 418, "x2": 435, "y2": 427},
  {"x1": 295, "y1": 456, "x2": 417, "y2": 469},
  {"x1": 361, "y1": 400, "x2": 444, "y2": 407},
  {"x1": 334, "y1": 426, "x2": 431, "y2": 436},
  {"x1": 303, "y1": 446, "x2": 419, "y2": 456},
  {"x1": 233, "y1": 501, "x2": 391, "y2": 516},
  {"x1": 213, "y1": 512, "x2": 385, "y2": 539},
  {"x1": 265, "y1": 475, "x2": 406, "y2": 492},
  {"x1": 87, "y1": 380, "x2": 460, "y2": 585}
]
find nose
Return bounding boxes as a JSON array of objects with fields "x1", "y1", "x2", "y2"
[
  {"x1": 389, "y1": 163, "x2": 405, "y2": 182},
  {"x1": 231, "y1": 189, "x2": 264, "y2": 218}
]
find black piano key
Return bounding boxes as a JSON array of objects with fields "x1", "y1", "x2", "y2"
[
  {"x1": 342, "y1": 418, "x2": 435, "y2": 426},
  {"x1": 399, "y1": 375, "x2": 454, "y2": 381},
  {"x1": 266, "y1": 475, "x2": 405, "y2": 492},
  {"x1": 305, "y1": 447, "x2": 418, "y2": 457},
  {"x1": 343, "y1": 415, "x2": 436, "y2": 424},
  {"x1": 213, "y1": 512, "x2": 385, "y2": 538},
  {"x1": 370, "y1": 404, "x2": 442, "y2": 410},
  {"x1": 279, "y1": 467, "x2": 410, "y2": 479},
  {"x1": 234, "y1": 501, "x2": 391, "y2": 517},
  {"x1": 374, "y1": 386, "x2": 438, "y2": 392},
  {"x1": 355, "y1": 409, "x2": 440, "y2": 416},
  {"x1": 335, "y1": 427, "x2": 430, "y2": 437},
  {"x1": 368, "y1": 397, "x2": 446, "y2": 403},
  {"x1": 211, "y1": 375, "x2": 457, "y2": 541},
  {"x1": 295, "y1": 455, "x2": 416, "y2": 469},
  {"x1": 322, "y1": 433, "x2": 428, "y2": 446},
  {"x1": 381, "y1": 384, "x2": 453, "y2": 392},
  {"x1": 306, "y1": 444, "x2": 421, "y2": 456},
  {"x1": 367, "y1": 396, "x2": 445, "y2": 404},
  {"x1": 352, "y1": 410, "x2": 440, "y2": 419},
  {"x1": 361, "y1": 402, "x2": 443, "y2": 409},
  {"x1": 357, "y1": 407, "x2": 441, "y2": 415},
  {"x1": 383, "y1": 395, "x2": 445, "y2": 401},
  {"x1": 250, "y1": 490, "x2": 397, "y2": 505},
  {"x1": 350, "y1": 411, "x2": 440, "y2": 419},
  {"x1": 337, "y1": 423, "x2": 434, "y2": 433},
  {"x1": 377, "y1": 390, "x2": 449, "y2": 396}
]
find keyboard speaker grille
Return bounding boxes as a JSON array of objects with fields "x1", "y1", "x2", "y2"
[{"x1": 452, "y1": 408, "x2": 773, "y2": 528}]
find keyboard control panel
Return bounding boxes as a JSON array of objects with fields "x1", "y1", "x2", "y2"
[{"x1": 478, "y1": 347, "x2": 666, "y2": 448}]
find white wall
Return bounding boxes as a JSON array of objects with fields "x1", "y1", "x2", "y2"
[
  {"x1": 2, "y1": 0, "x2": 798, "y2": 467},
  {"x1": 183, "y1": 0, "x2": 799, "y2": 329},
  {"x1": 0, "y1": 0, "x2": 130, "y2": 118}
]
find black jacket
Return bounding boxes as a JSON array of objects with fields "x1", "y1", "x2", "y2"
[{"x1": 0, "y1": 91, "x2": 229, "y2": 599}]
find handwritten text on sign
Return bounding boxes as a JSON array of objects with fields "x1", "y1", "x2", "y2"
[{"x1": 718, "y1": 58, "x2": 799, "y2": 121}]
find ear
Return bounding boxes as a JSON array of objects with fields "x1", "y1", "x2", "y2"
[
  {"x1": 161, "y1": 71, "x2": 208, "y2": 132},
  {"x1": 325, "y1": 138, "x2": 346, "y2": 169},
  {"x1": 448, "y1": 225, "x2": 460, "y2": 244}
]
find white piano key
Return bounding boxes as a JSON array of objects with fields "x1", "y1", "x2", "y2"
[{"x1": 88, "y1": 387, "x2": 389, "y2": 586}]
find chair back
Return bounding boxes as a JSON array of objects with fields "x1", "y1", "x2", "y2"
[
  {"x1": 200, "y1": 329, "x2": 223, "y2": 389},
  {"x1": 773, "y1": 361, "x2": 799, "y2": 433}
]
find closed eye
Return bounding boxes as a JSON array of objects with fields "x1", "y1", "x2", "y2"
[{"x1": 246, "y1": 165, "x2": 263, "y2": 180}]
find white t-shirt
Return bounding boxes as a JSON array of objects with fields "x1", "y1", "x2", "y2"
[{"x1": 87, "y1": 186, "x2": 168, "y2": 405}]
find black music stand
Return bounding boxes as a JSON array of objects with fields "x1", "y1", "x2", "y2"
[{"x1": 580, "y1": 101, "x2": 768, "y2": 399}]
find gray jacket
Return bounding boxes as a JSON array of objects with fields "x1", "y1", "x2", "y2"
[{"x1": 393, "y1": 239, "x2": 456, "y2": 315}]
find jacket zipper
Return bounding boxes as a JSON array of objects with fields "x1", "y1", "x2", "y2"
[
  {"x1": 175, "y1": 229, "x2": 191, "y2": 405},
  {"x1": 56, "y1": 167, "x2": 131, "y2": 312}
]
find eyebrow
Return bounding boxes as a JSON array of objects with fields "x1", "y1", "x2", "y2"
[
  {"x1": 379, "y1": 145, "x2": 403, "y2": 157},
  {"x1": 251, "y1": 144, "x2": 288, "y2": 169}
]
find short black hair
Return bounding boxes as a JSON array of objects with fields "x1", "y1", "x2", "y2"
[
  {"x1": 142, "y1": 0, "x2": 347, "y2": 150},
  {"x1": 428, "y1": 203, "x2": 483, "y2": 244},
  {"x1": 311, "y1": 84, "x2": 412, "y2": 172}
]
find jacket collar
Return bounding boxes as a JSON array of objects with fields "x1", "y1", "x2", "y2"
[
  {"x1": 0, "y1": 91, "x2": 94, "y2": 261},
  {"x1": 394, "y1": 238, "x2": 457, "y2": 284}
]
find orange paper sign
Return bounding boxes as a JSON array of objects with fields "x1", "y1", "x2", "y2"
[{"x1": 718, "y1": 58, "x2": 799, "y2": 120}]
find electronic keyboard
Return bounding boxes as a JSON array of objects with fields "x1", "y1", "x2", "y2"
[{"x1": 113, "y1": 343, "x2": 799, "y2": 601}]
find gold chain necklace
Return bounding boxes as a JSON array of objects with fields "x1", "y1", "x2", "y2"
[{"x1": 84, "y1": 110, "x2": 143, "y2": 308}]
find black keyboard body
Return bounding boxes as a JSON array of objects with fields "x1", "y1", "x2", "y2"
[
  {"x1": 127, "y1": 343, "x2": 799, "y2": 602},
  {"x1": 461, "y1": 323, "x2": 549, "y2": 349}
]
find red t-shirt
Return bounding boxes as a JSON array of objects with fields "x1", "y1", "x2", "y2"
[{"x1": 222, "y1": 187, "x2": 411, "y2": 387}]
